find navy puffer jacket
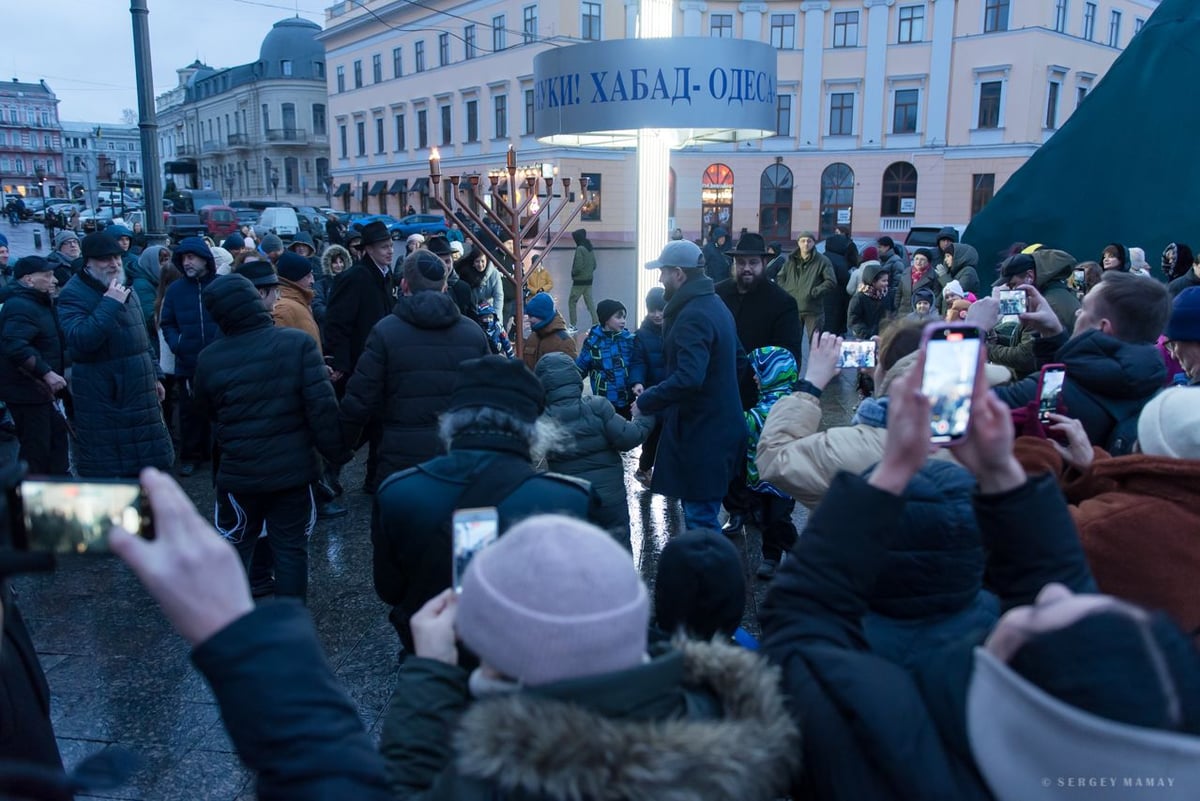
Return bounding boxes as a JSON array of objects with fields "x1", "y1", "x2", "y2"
[
  {"x1": 159, "y1": 238, "x2": 220, "y2": 377},
  {"x1": 634, "y1": 319, "x2": 666, "y2": 386}
]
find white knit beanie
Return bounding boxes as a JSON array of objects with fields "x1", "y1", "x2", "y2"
[
  {"x1": 943, "y1": 279, "x2": 965, "y2": 299},
  {"x1": 1137, "y1": 387, "x2": 1200, "y2": 459}
]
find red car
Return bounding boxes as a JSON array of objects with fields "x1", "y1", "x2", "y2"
[{"x1": 199, "y1": 204, "x2": 238, "y2": 239}]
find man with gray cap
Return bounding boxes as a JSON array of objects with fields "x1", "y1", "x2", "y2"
[
  {"x1": 259, "y1": 233, "x2": 285, "y2": 266},
  {"x1": 634, "y1": 240, "x2": 745, "y2": 530},
  {"x1": 46, "y1": 230, "x2": 81, "y2": 288},
  {"x1": 56, "y1": 232, "x2": 173, "y2": 477}
]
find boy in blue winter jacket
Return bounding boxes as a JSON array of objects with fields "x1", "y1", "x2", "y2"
[
  {"x1": 631, "y1": 287, "x2": 666, "y2": 485},
  {"x1": 475, "y1": 303, "x2": 514, "y2": 358},
  {"x1": 576, "y1": 298, "x2": 644, "y2": 418}
]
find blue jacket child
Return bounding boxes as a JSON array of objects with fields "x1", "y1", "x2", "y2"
[
  {"x1": 475, "y1": 304, "x2": 514, "y2": 359},
  {"x1": 745, "y1": 346, "x2": 798, "y2": 497},
  {"x1": 576, "y1": 298, "x2": 644, "y2": 413}
]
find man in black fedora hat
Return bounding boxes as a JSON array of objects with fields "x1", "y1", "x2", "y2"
[{"x1": 324, "y1": 218, "x2": 395, "y2": 492}]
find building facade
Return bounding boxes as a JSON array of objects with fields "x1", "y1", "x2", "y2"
[
  {"x1": 61, "y1": 122, "x2": 143, "y2": 208},
  {"x1": 0, "y1": 79, "x2": 65, "y2": 201},
  {"x1": 321, "y1": 0, "x2": 1158, "y2": 243},
  {"x1": 155, "y1": 18, "x2": 331, "y2": 206}
]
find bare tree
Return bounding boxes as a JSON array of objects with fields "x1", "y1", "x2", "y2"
[{"x1": 120, "y1": 108, "x2": 137, "y2": 125}]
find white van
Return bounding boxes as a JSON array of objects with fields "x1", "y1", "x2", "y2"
[{"x1": 258, "y1": 207, "x2": 300, "y2": 239}]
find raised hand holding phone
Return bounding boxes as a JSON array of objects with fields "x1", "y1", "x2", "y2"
[
  {"x1": 804, "y1": 331, "x2": 843, "y2": 390},
  {"x1": 1016, "y1": 284, "x2": 1064, "y2": 337},
  {"x1": 870, "y1": 364, "x2": 931, "y2": 496},
  {"x1": 1044, "y1": 412, "x2": 1094, "y2": 471},
  {"x1": 920, "y1": 323, "x2": 984, "y2": 446}
]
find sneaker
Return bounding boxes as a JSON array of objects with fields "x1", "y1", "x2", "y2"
[
  {"x1": 721, "y1": 514, "x2": 746, "y2": 537},
  {"x1": 317, "y1": 500, "x2": 348, "y2": 520},
  {"x1": 566, "y1": 325, "x2": 579, "y2": 336},
  {"x1": 634, "y1": 469, "x2": 652, "y2": 488},
  {"x1": 756, "y1": 558, "x2": 780, "y2": 581}
]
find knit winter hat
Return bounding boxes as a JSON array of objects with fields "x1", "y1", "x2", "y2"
[
  {"x1": 653, "y1": 530, "x2": 744, "y2": 640},
  {"x1": 861, "y1": 245, "x2": 879, "y2": 262},
  {"x1": 260, "y1": 233, "x2": 284, "y2": 254},
  {"x1": 53, "y1": 230, "x2": 79, "y2": 249},
  {"x1": 276, "y1": 251, "x2": 313, "y2": 283},
  {"x1": 1137, "y1": 387, "x2": 1200, "y2": 460},
  {"x1": 401, "y1": 249, "x2": 447, "y2": 293},
  {"x1": 596, "y1": 298, "x2": 626, "y2": 325},
  {"x1": 524, "y1": 291, "x2": 555, "y2": 321},
  {"x1": 0, "y1": 232, "x2": 8, "y2": 248},
  {"x1": 448, "y1": 355, "x2": 545, "y2": 422},
  {"x1": 107, "y1": 224, "x2": 133, "y2": 239},
  {"x1": 456, "y1": 514, "x2": 649, "y2": 686},
  {"x1": 210, "y1": 246, "x2": 234, "y2": 275},
  {"x1": 222, "y1": 232, "x2": 245, "y2": 251},
  {"x1": 645, "y1": 286, "x2": 666, "y2": 312},
  {"x1": 943, "y1": 279, "x2": 966, "y2": 299},
  {"x1": 1165, "y1": 287, "x2": 1200, "y2": 342}
]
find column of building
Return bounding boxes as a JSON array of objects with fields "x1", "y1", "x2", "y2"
[
  {"x1": 738, "y1": 2, "x2": 768, "y2": 41},
  {"x1": 925, "y1": 0, "x2": 955, "y2": 146},
  {"x1": 861, "y1": 0, "x2": 894, "y2": 147},
  {"x1": 679, "y1": 1, "x2": 706, "y2": 37},
  {"x1": 798, "y1": 1, "x2": 829, "y2": 149}
]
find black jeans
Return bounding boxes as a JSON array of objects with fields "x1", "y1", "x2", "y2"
[
  {"x1": 215, "y1": 485, "x2": 315, "y2": 601},
  {"x1": 7, "y1": 402, "x2": 69, "y2": 476},
  {"x1": 178, "y1": 378, "x2": 211, "y2": 464}
]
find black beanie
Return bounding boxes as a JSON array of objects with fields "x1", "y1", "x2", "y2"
[
  {"x1": 1011, "y1": 610, "x2": 1200, "y2": 734},
  {"x1": 653, "y1": 530, "x2": 745, "y2": 639},
  {"x1": 13, "y1": 256, "x2": 52, "y2": 280},
  {"x1": 645, "y1": 286, "x2": 666, "y2": 312},
  {"x1": 448, "y1": 356, "x2": 545, "y2": 423},
  {"x1": 276, "y1": 251, "x2": 313, "y2": 283},
  {"x1": 596, "y1": 298, "x2": 626, "y2": 326}
]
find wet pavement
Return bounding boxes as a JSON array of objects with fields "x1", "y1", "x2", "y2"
[{"x1": 7, "y1": 218, "x2": 863, "y2": 798}]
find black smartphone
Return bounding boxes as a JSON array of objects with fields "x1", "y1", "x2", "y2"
[
  {"x1": 920, "y1": 324, "x2": 984, "y2": 446},
  {"x1": 10, "y1": 478, "x2": 153, "y2": 554},
  {"x1": 998, "y1": 289, "x2": 1027, "y2": 316},
  {"x1": 837, "y1": 340, "x2": 877, "y2": 369},
  {"x1": 1037, "y1": 364, "x2": 1067, "y2": 423}
]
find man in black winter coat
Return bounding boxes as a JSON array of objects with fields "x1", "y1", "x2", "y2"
[
  {"x1": 193, "y1": 274, "x2": 345, "y2": 602},
  {"x1": 425, "y1": 234, "x2": 477, "y2": 323},
  {"x1": 821, "y1": 228, "x2": 857, "y2": 335},
  {"x1": 0, "y1": 257, "x2": 68, "y2": 474}
]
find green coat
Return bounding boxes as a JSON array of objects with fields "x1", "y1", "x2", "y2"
[
  {"x1": 571, "y1": 245, "x2": 596, "y2": 285},
  {"x1": 777, "y1": 249, "x2": 836, "y2": 315}
]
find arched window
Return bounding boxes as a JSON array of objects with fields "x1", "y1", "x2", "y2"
[
  {"x1": 701, "y1": 163, "x2": 734, "y2": 237},
  {"x1": 819, "y1": 163, "x2": 855, "y2": 239},
  {"x1": 881, "y1": 161, "x2": 918, "y2": 217},
  {"x1": 759, "y1": 163, "x2": 793, "y2": 241}
]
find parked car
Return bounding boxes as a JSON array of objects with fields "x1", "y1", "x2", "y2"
[
  {"x1": 163, "y1": 213, "x2": 207, "y2": 243},
  {"x1": 33, "y1": 201, "x2": 82, "y2": 224},
  {"x1": 199, "y1": 205, "x2": 239, "y2": 239},
  {"x1": 351, "y1": 213, "x2": 448, "y2": 240},
  {"x1": 78, "y1": 207, "x2": 126, "y2": 233},
  {"x1": 258, "y1": 206, "x2": 300, "y2": 239}
]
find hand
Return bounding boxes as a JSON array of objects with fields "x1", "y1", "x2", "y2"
[
  {"x1": 631, "y1": 383, "x2": 644, "y2": 397},
  {"x1": 935, "y1": 264, "x2": 950, "y2": 278},
  {"x1": 966, "y1": 297, "x2": 1001, "y2": 333},
  {"x1": 410, "y1": 589, "x2": 459, "y2": 665},
  {"x1": 325, "y1": 365, "x2": 335, "y2": 379},
  {"x1": 42, "y1": 370, "x2": 67, "y2": 393},
  {"x1": 804, "y1": 331, "x2": 843, "y2": 390},
  {"x1": 108, "y1": 468, "x2": 254, "y2": 647},
  {"x1": 1045, "y1": 413, "x2": 1093, "y2": 471},
  {"x1": 104, "y1": 280, "x2": 131, "y2": 303},
  {"x1": 869, "y1": 363, "x2": 930, "y2": 495},
  {"x1": 954, "y1": 389, "x2": 1025, "y2": 495},
  {"x1": 155, "y1": 381, "x2": 166, "y2": 403},
  {"x1": 329, "y1": 369, "x2": 345, "y2": 383},
  {"x1": 631, "y1": 400, "x2": 643, "y2": 419},
  {"x1": 1016, "y1": 284, "x2": 1064, "y2": 337}
]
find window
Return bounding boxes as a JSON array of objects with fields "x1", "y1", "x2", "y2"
[
  {"x1": 580, "y1": 173, "x2": 601, "y2": 221},
  {"x1": 466, "y1": 100, "x2": 479, "y2": 143},
  {"x1": 971, "y1": 173, "x2": 995, "y2": 218},
  {"x1": 775, "y1": 94, "x2": 792, "y2": 136},
  {"x1": 759, "y1": 164, "x2": 793, "y2": 240},
  {"x1": 829, "y1": 92, "x2": 854, "y2": 136},
  {"x1": 710, "y1": 13, "x2": 733, "y2": 38},
  {"x1": 0, "y1": 158, "x2": 8, "y2": 172},
  {"x1": 14, "y1": 158, "x2": 23, "y2": 174},
  {"x1": 493, "y1": 15, "x2": 507, "y2": 50},
  {"x1": 984, "y1": 0, "x2": 1009, "y2": 32},
  {"x1": 261, "y1": 104, "x2": 270, "y2": 132},
  {"x1": 833, "y1": 11, "x2": 859, "y2": 47},
  {"x1": 898, "y1": 5, "x2": 924, "y2": 43},
  {"x1": 312, "y1": 104, "x2": 326, "y2": 135},
  {"x1": 392, "y1": 47, "x2": 403, "y2": 78},
  {"x1": 353, "y1": 59, "x2": 363, "y2": 88},
  {"x1": 1108, "y1": 10, "x2": 1121, "y2": 47},
  {"x1": 524, "y1": 89, "x2": 535, "y2": 134},
  {"x1": 417, "y1": 109, "x2": 429, "y2": 149},
  {"x1": 41, "y1": 110, "x2": 50, "y2": 126},
  {"x1": 893, "y1": 89, "x2": 919, "y2": 133},
  {"x1": 356, "y1": 121, "x2": 366, "y2": 156},
  {"x1": 414, "y1": 42, "x2": 425, "y2": 73},
  {"x1": 336, "y1": 65, "x2": 345, "y2": 92},
  {"x1": 1135, "y1": 17, "x2": 1145, "y2": 36},
  {"x1": 978, "y1": 81, "x2": 1002, "y2": 128},
  {"x1": 395, "y1": 113, "x2": 406, "y2": 151},
  {"x1": 315, "y1": 61, "x2": 325, "y2": 79},
  {"x1": 339, "y1": 124, "x2": 347, "y2": 158},
  {"x1": 582, "y1": 2, "x2": 602, "y2": 40},
  {"x1": 881, "y1": 162, "x2": 918, "y2": 217},
  {"x1": 1054, "y1": 0, "x2": 1068, "y2": 32},
  {"x1": 701, "y1": 164, "x2": 734, "y2": 234},
  {"x1": 1076, "y1": 85, "x2": 1088, "y2": 108},
  {"x1": 465, "y1": 25, "x2": 477, "y2": 59},
  {"x1": 372, "y1": 54, "x2": 382, "y2": 83},
  {"x1": 1045, "y1": 81, "x2": 1060, "y2": 129},
  {"x1": 770, "y1": 14, "x2": 796, "y2": 48},
  {"x1": 524, "y1": 5, "x2": 538, "y2": 43},
  {"x1": 1083, "y1": 2, "x2": 1096, "y2": 40},
  {"x1": 281, "y1": 59, "x2": 293, "y2": 76},
  {"x1": 376, "y1": 117, "x2": 385, "y2": 153},
  {"x1": 438, "y1": 34, "x2": 450, "y2": 66},
  {"x1": 494, "y1": 94, "x2": 508, "y2": 138},
  {"x1": 440, "y1": 106, "x2": 452, "y2": 145}
]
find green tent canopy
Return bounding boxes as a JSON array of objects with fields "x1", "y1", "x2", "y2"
[{"x1": 963, "y1": 0, "x2": 1193, "y2": 285}]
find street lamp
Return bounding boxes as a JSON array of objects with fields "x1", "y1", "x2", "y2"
[
  {"x1": 33, "y1": 163, "x2": 46, "y2": 209},
  {"x1": 270, "y1": 167, "x2": 280, "y2": 202},
  {"x1": 115, "y1": 169, "x2": 127, "y2": 219}
]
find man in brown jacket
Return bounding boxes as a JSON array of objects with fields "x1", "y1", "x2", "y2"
[
  {"x1": 521, "y1": 291, "x2": 577, "y2": 370},
  {"x1": 776, "y1": 232, "x2": 836, "y2": 338},
  {"x1": 273, "y1": 252, "x2": 322, "y2": 351}
]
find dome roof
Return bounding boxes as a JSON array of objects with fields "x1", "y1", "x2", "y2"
[{"x1": 257, "y1": 17, "x2": 324, "y2": 80}]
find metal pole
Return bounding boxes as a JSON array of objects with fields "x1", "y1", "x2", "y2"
[{"x1": 130, "y1": 0, "x2": 167, "y2": 246}]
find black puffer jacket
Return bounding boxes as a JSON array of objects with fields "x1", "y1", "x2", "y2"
[
  {"x1": 0, "y1": 285, "x2": 64, "y2": 405},
  {"x1": 192, "y1": 274, "x2": 345, "y2": 493},
  {"x1": 56, "y1": 270, "x2": 174, "y2": 477},
  {"x1": 340, "y1": 291, "x2": 489, "y2": 483}
]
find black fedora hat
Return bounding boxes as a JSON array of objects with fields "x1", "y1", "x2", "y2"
[
  {"x1": 727, "y1": 231, "x2": 770, "y2": 256},
  {"x1": 359, "y1": 220, "x2": 391, "y2": 245}
]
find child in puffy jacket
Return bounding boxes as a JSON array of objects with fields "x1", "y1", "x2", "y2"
[
  {"x1": 632, "y1": 288, "x2": 666, "y2": 486},
  {"x1": 476, "y1": 304, "x2": 514, "y2": 359},
  {"x1": 576, "y1": 298, "x2": 644, "y2": 418}
]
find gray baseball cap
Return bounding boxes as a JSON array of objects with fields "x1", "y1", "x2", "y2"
[{"x1": 646, "y1": 240, "x2": 705, "y2": 270}]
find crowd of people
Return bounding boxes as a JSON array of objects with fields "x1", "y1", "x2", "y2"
[{"x1": 1, "y1": 213, "x2": 1199, "y2": 799}]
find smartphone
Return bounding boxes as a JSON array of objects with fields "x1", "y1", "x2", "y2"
[
  {"x1": 837, "y1": 340, "x2": 877, "y2": 369},
  {"x1": 452, "y1": 507, "x2": 499, "y2": 592},
  {"x1": 998, "y1": 289, "x2": 1027, "y2": 316},
  {"x1": 920, "y1": 324, "x2": 984, "y2": 445},
  {"x1": 10, "y1": 477, "x2": 153, "y2": 554},
  {"x1": 1037, "y1": 364, "x2": 1067, "y2": 423}
]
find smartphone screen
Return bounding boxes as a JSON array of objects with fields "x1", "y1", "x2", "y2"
[
  {"x1": 1038, "y1": 367, "x2": 1066, "y2": 422},
  {"x1": 921, "y1": 326, "x2": 982, "y2": 444},
  {"x1": 452, "y1": 507, "x2": 499, "y2": 592},
  {"x1": 14, "y1": 479, "x2": 151, "y2": 554},
  {"x1": 837, "y1": 340, "x2": 877, "y2": 369},
  {"x1": 998, "y1": 289, "x2": 1027, "y2": 316}
]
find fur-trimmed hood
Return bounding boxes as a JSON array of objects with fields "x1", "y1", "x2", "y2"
[{"x1": 453, "y1": 639, "x2": 800, "y2": 800}]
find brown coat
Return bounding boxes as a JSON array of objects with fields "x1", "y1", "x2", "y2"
[
  {"x1": 522, "y1": 312, "x2": 577, "y2": 371},
  {"x1": 1016, "y1": 437, "x2": 1200, "y2": 633},
  {"x1": 273, "y1": 279, "x2": 322, "y2": 354}
]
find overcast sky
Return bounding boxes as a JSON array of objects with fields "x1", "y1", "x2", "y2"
[{"x1": 4, "y1": 0, "x2": 326, "y2": 124}]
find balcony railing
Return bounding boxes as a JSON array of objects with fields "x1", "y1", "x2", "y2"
[
  {"x1": 265, "y1": 127, "x2": 308, "y2": 144},
  {"x1": 201, "y1": 140, "x2": 222, "y2": 153},
  {"x1": 175, "y1": 144, "x2": 198, "y2": 157},
  {"x1": 227, "y1": 133, "x2": 251, "y2": 148},
  {"x1": 879, "y1": 217, "x2": 914, "y2": 234}
]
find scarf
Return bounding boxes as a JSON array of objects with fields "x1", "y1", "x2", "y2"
[
  {"x1": 850, "y1": 396, "x2": 889, "y2": 428},
  {"x1": 863, "y1": 283, "x2": 885, "y2": 301}
]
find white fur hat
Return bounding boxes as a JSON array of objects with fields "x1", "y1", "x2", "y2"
[{"x1": 1137, "y1": 387, "x2": 1200, "y2": 460}]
